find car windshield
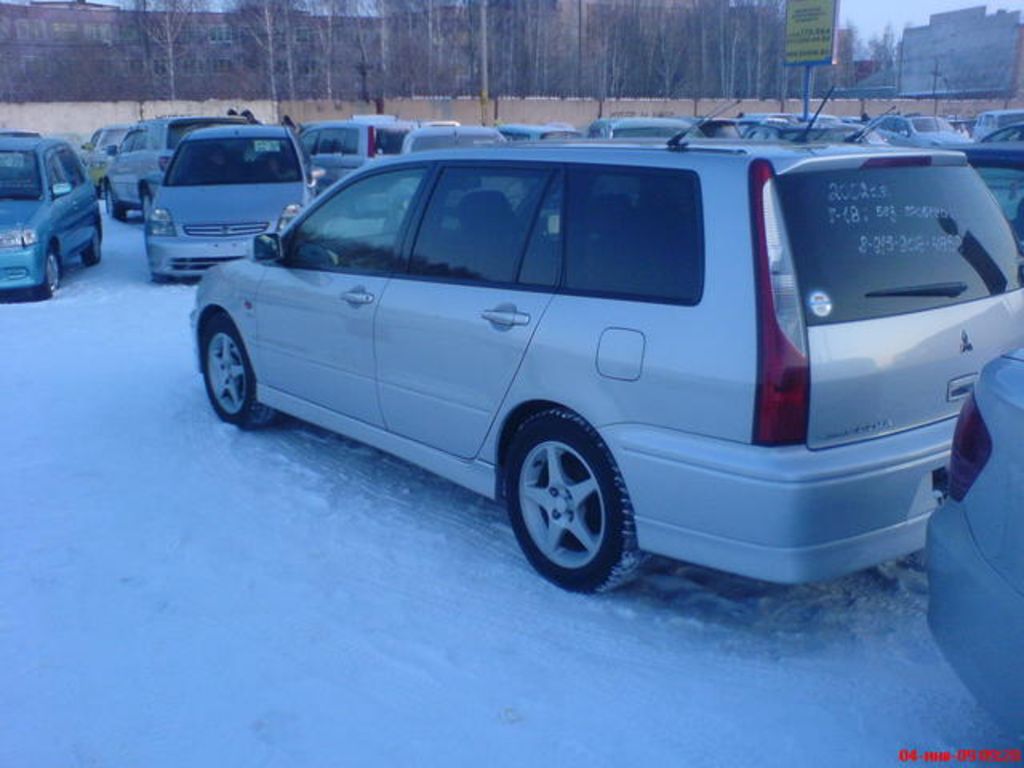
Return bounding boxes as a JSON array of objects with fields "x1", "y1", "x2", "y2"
[
  {"x1": 164, "y1": 137, "x2": 302, "y2": 186},
  {"x1": 911, "y1": 117, "x2": 954, "y2": 134},
  {"x1": 0, "y1": 150, "x2": 42, "y2": 200}
]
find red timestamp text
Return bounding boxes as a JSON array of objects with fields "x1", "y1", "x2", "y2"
[{"x1": 898, "y1": 749, "x2": 1023, "y2": 763}]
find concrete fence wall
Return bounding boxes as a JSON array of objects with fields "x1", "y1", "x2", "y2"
[{"x1": 4, "y1": 96, "x2": 1024, "y2": 138}]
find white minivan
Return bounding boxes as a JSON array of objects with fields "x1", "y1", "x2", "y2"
[{"x1": 191, "y1": 141, "x2": 1024, "y2": 592}]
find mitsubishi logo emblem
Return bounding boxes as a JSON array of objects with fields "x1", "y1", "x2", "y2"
[{"x1": 960, "y1": 330, "x2": 974, "y2": 354}]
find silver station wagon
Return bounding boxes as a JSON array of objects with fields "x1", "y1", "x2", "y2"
[{"x1": 191, "y1": 141, "x2": 1024, "y2": 592}]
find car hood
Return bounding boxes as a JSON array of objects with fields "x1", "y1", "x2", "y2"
[
  {"x1": 0, "y1": 198, "x2": 44, "y2": 228},
  {"x1": 155, "y1": 183, "x2": 307, "y2": 225},
  {"x1": 1007, "y1": 348, "x2": 1024, "y2": 363}
]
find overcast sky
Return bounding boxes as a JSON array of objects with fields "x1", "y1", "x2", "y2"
[{"x1": 840, "y1": 1, "x2": 1022, "y2": 39}]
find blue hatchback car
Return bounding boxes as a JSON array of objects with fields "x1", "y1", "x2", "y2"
[{"x1": 0, "y1": 136, "x2": 101, "y2": 300}]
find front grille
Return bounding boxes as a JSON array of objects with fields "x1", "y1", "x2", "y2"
[
  {"x1": 169, "y1": 256, "x2": 244, "y2": 271},
  {"x1": 182, "y1": 222, "x2": 268, "y2": 237}
]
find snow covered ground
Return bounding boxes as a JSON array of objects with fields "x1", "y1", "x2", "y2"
[{"x1": 0, "y1": 212, "x2": 1015, "y2": 767}]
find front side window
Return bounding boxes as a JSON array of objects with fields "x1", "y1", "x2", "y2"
[
  {"x1": 287, "y1": 167, "x2": 427, "y2": 274},
  {"x1": 164, "y1": 138, "x2": 302, "y2": 187},
  {"x1": 410, "y1": 166, "x2": 551, "y2": 283},
  {"x1": 121, "y1": 130, "x2": 143, "y2": 153},
  {"x1": 44, "y1": 152, "x2": 67, "y2": 190},
  {"x1": 57, "y1": 148, "x2": 85, "y2": 186},
  {"x1": 565, "y1": 166, "x2": 704, "y2": 304},
  {"x1": 0, "y1": 151, "x2": 41, "y2": 200}
]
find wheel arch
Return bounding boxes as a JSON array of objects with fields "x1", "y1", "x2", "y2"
[
  {"x1": 195, "y1": 304, "x2": 235, "y2": 370},
  {"x1": 495, "y1": 399, "x2": 586, "y2": 498}
]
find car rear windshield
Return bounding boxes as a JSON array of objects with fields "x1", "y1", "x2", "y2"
[
  {"x1": 167, "y1": 120, "x2": 245, "y2": 150},
  {"x1": 776, "y1": 164, "x2": 1024, "y2": 326},
  {"x1": 376, "y1": 128, "x2": 408, "y2": 155},
  {"x1": 164, "y1": 138, "x2": 302, "y2": 186},
  {"x1": 0, "y1": 151, "x2": 41, "y2": 200}
]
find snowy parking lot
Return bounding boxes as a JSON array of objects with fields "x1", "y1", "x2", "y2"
[{"x1": 1, "y1": 212, "x2": 1016, "y2": 767}]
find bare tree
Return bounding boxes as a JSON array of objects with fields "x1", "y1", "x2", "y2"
[{"x1": 134, "y1": 0, "x2": 206, "y2": 100}]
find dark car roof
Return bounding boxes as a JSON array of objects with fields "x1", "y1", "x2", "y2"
[
  {"x1": 957, "y1": 143, "x2": 1024, "y2": 166},
  {"x1": 0, "y1": 136, "x2": 70, "y2": 152}
]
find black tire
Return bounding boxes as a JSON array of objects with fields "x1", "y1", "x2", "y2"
[
  {"x1": 36, "y1": 246, "x2": 61, "y2": 300},
  {"x1": 200, "y1": 313, "x2": 276, "y2": 429},
  {"x1": 505, "y1": 408, "x2": 646, "y2": 592},
  {"x1": 105, "y1": 182, "x2": 127, "y2": 222},
  {"x1": 81, "y1": 220, "x2": 102, "y2": 267}
]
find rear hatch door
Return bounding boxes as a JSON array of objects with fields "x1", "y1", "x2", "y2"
[{"x1": 776, "y1": 156, "x2": 1024, "y2": 449}]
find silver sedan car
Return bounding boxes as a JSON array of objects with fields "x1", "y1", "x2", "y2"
[
  {"x1": 929, "y1": 350, "x2": 1024, "y2": 740},
  {"x1": 145, "y1": 125, "x2": 315, "y2": 282}
]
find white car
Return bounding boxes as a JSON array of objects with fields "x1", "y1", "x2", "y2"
[{"x1": 929, "y1": 350, "x2": 1024, "y2": 740}]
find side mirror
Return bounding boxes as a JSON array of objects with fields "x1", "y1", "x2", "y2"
[
  {"x1": 253, "y1": 233, "x2": 282, "y2": 263},
  {"x1": 105, "y1": 145, "x2": 119, "y2": 157},
  {"x1": 310, "y1": 166, "x2": 326, "y2": 181},
  {"x1": 51, "y1": 182, "x2": 73, "y2": 198},
  {"x1": 82, "y1": 142, "x2": 95, "y2": 152}
]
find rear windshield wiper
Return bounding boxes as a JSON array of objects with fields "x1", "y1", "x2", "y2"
[{"x1": 865, "y1": 282, "x2": 968, "y2": 299}]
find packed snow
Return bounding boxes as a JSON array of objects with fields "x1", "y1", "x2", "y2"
[{"x1": 1, "y1": 212, "x2": 1016, "y2": 767}]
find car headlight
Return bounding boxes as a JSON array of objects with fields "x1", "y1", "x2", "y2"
[
  {"x1": 277, "y1": 203, "x2": 302, "y2": 233},
  {"x1": 147, "y1": 208, "x2": 176, "y2": 237},
  {"x1": 0, "y1": 228, "x2": 37, "y2": 249}
]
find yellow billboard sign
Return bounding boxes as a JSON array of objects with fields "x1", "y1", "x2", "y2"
[{"x1": 785, "y1": 0, "x2": 840, "y2": 66}]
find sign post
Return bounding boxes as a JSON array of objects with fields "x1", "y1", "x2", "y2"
[{"x1": 785, "y1": 0, "x2": 840, "y2": 120}]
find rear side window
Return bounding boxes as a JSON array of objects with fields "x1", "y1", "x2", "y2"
[
  {"x1": 565, "y1": 166, "x2": 704, "y2": 304},
  {"x1": 776, "y1": 164, "x2": 1024, "y2": 326},
  {"x1": 410, "y1": 166, "x2": 551, "y2": 283}
]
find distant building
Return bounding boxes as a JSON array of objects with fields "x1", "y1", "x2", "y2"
[{"x1": 898, "y1": 6, "x2": 1023, "y2": 99}]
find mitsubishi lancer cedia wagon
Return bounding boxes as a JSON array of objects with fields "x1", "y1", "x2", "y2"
[{"x1": 190, "y1": 141, "x2": 1024, "y2": 592}]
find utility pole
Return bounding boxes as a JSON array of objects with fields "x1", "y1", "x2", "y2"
[
  {"x1": 479, "y1": 0, "x2": 490, "y2": 125},
  {"x1": 577, "y1": 0, "x2": 583, "y2": 97}
]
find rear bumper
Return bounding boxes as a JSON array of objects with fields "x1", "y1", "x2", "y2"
[
  {"x1": 928, "y1": 501, "x2": 1024, "y2": 739},
  {"x1": 604, "y1": 419, "x2": 954, "y2": 583},
  {"x1": 146, "y1": 234, "x2": 253, "y2": 277}
]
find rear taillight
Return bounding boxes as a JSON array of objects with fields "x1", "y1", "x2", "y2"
[
  {"x1": 367, "y1": 126, "x2": 377, "y2": 158},
  {"x1": 948, "y1": 393, "x2": 992, "y2": 502},
  {"x1": 750, "y1": 159, "x2": 810, "y2": 446},
  {"x1": 158, "y1": 155, "x2": 171, "y2": 172}
]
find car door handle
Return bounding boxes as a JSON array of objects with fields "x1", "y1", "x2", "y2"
[
  {"x1": 481, "y1": 307, "x2": 531, "y2": 327},
  {"x1": 341, "y1": 288, "x2": 375, "y2": 306}
]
